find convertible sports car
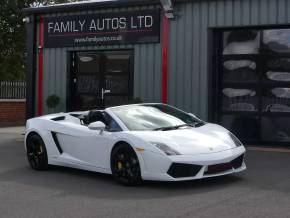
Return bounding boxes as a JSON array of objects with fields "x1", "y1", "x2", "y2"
[{"x1": 25, "y1": 103, "x2": 246, "y2": 185}]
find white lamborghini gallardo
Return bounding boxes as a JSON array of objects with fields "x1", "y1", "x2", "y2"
[{"x1": 25, "y1": 103, "x2": 246, "y2": 185}]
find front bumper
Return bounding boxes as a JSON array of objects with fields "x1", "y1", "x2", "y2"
[{"x1": 140, "y1": 146, "x2": 246, "y2": 181}]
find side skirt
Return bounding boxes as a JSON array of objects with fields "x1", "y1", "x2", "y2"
[{"x1": 48, "y1": 158, "x2": 112, "y2": 175}]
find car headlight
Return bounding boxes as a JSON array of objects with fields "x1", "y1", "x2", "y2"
[
  {"x1": 229, "y1": 132, "x2": 243, "y2": 147},
  {"x1": 150, "y1": 142, "x2": 181, "y2": 156}
]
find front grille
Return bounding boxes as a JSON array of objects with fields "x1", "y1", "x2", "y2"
[
  {"x1": 167, "y1": 163, "x2": 202, "y2": 178},
  {"x1": 205, "y1": 155, "x2": 244, "y2": 175},
  {"x1": 206, "y1": 162, "x2": 233, "y2": 175}
]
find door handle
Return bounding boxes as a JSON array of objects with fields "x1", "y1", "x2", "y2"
[{"x1": 101, "y1": 88, "x2": 111, "y2": 100}]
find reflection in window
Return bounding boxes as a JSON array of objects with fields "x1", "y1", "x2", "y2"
[
  {"x1": 79, "y1": 56, "x2": 93, "y2": 62},
  {"x1": 222, "y1": 88, "x2": 257, "y2": 111},
  {"x1": 106, "y1": 55, "x2": 130, "y2": 73},
  {"x1": 223, "y1": 60, "x2": 258, "y2": 82},
  {"x1": 223, "y1": 30, "x2": 259, "y2": 54},
  {"x1": 263, "y1": 29, "x2": 290, "y2": 53},
  {"x1": 219, "y1": 28, "x2": 290, "y2": 143},
  {"x1": 105, "y1": 54, "x2": 130, "y2": 94},
  {"x1": 261, "y1": 117, "x2": 290, "y2": 142},
  {"x1": 77, "y1": 75, "x2": 99, "y2": 94},
  {"x1": 221, "y1": 115, "x2": 259, "y2": 140},
  {"x1": 105, "y1": 75, "x2": 128, "y2": 93},
  {"x1": 76, "y1": 94, "x2": 101, "y2": 111},
  {"x1": 266, "y1": 71, "x2": 290, "y2": 82},
  {"x1": 263, "y1": 88, "x2": 290, "y2": 112},
  {"x1": 224, "y1": 60, "x2": 256, "y2": 70},
  {"x1": 77, "y1": 54, "x2": 100, "y2": 74},
  {"x1": 272, "y1": 87, "x2": 290, "y2": 98},
  {"x1": 266, "y1": 58, "x2": 290, "y2": 71},
  {"x1": 265, "y1": 58, "x2": 290, "y2": 82},
  {"x1": 105, "y1": 96, "x2": 129, "y2": 108}
]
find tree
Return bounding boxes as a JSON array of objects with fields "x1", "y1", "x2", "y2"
[
  {"x1": 0, "y1": 0, "x2": 32, "y2": 81},
  {"x1": 0, "y1": 0, "x2": 82, "y2": 81},
  {"x1": 46, "y1": 94, "x2": 60, "y2": 113}
]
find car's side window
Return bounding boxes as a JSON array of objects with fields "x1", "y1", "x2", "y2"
[{"x1": 103, "y1": 112, "x2": 122, "y2": 132}]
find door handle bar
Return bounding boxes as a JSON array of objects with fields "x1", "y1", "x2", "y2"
[{"x1": 101, "y1": 88, "x2": 111, "y2": 100}]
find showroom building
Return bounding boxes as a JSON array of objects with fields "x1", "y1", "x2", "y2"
[{"x1": 24, "y1": 0, "x2": 290, "y2": 145}]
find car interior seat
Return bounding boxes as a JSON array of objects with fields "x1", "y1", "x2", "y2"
[{"x1": 84, "y1": 111, "x2": 107, "y2": 125}]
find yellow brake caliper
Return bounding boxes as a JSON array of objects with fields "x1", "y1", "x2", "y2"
[{"x1": 117, "y1": 161, "x2": 123, "y2": 170}]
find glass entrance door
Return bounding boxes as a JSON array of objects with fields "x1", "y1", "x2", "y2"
[
  {"x1": 73, "y1": 52, "x2": 103, "y2": 111},
  {"x1": 104, "y1": 52, "x2": 131, "y2": 107},
  {"x1": 71, "y1": 50, "x2": 133, "y2": 111}
]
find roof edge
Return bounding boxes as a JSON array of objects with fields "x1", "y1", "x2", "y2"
[{"x1": 22, "y1": 0, "x2": 161, "y2": 15}]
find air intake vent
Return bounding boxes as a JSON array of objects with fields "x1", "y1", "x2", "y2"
[
  {"x1": 51, "y1": 132, "x2": 63, "y2": 154},
  {"x1": 231, "y1": 154, "x2": 244, "y2": 169},
  {"x1": 167, "y1": 163, "x2": 202, "y2": 178},
  {"x1": 51, "y1": 116, "x2": 65, "y2": 121}
]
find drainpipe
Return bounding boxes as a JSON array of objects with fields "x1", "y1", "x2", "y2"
[{"x1": 160, "y1": 0, "x2": 174, "y2": 104}]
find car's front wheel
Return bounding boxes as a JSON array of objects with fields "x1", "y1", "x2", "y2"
[
  {"x1": 26, "y1": 133, "x2": 48, "y2": 170},
  {"x1": 111, "y1": 143, "x2": 142, "y2": 186}
]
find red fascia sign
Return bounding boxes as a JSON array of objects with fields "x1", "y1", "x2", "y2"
[
  {"x1": 38, "y1": 15, "x2": 44, "y2": 116},
  {"x1": 162, "y1": 14, "x2": 169, "y2": 104}
]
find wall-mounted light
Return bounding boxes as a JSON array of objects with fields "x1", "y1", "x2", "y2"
[{"x1": 160, "y1": 0, "x2": 174, "y2": 19}]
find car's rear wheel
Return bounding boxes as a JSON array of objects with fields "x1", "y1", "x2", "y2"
[
  {"x1": 111, "y1": 143, "x2": 142, "y2": 186},
  {"x1": 26, "y1": 133, "x2": 48, "y2": 170}
]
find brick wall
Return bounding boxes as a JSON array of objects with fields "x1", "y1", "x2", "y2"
[{"x1": 0, "y1": 100, "x2": 26, "y2": 127}]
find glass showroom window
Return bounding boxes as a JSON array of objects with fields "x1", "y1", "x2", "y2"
[{"x1": 218, "y1": 28, "x2": 290, "y2": 143}]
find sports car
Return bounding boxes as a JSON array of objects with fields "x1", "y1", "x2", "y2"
[{"x1": 25, "y1": 103, "x2": 246, "y2": 185}]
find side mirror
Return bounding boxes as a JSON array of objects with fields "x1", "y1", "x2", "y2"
[{"x1": 88, "y1": 121, "x2": 106, "y2": 131}]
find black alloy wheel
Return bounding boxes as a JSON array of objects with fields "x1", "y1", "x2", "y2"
[
  {"x1": 26, "y1": 134, "x2": 48, "y2": 170},
  {"x1": 111, "y1": 144, "x2": 142, "y2": 186}
]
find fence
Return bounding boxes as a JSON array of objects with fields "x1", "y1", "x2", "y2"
[{"x1": 0, "y1": 81, "x2": 26, "y2": 100}]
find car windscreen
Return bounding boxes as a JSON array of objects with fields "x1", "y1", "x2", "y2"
[{"x1": 110, "y1": 104, "x2": 202, "y2": 131}]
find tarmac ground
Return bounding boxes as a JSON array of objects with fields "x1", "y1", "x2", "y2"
[{"x1": 0, "y1": 129, "x2": 290, "y2": 218}]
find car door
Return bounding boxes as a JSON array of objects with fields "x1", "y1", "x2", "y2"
[{"x1": 56, "y1": 123, "x2": 115, "y2": 170}]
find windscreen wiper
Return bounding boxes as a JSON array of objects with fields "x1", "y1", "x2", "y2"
[
  {"x1": 195, "y1": 121, "x2": 205, "y2": 127},
  {"x1": 153, "y1": 124, "x2": 194, "y2": 131}
]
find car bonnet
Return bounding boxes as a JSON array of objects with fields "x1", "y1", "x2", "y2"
[{"x1": 128, "y1": 123, "x2": 238, "y2": 155}]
